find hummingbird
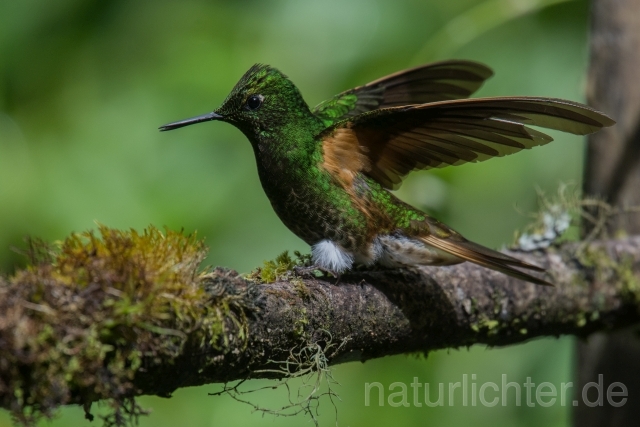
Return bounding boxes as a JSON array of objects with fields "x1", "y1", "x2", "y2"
[{"x1": 160, "y1": 60, "x2": 614, "y2": 286}]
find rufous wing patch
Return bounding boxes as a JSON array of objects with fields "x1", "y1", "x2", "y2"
[{"x1": 321, "y1": 128, "x2": 370, "y2": 185}]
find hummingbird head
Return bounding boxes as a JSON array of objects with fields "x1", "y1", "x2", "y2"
[{"x1": 159, "y1": 64, "x2": 316, "y2": 143}]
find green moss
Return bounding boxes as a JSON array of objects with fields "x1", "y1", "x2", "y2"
[
  {"x1": 470, "y1": 317, "x2": 501, "y2": 336},
  {"x1": 1, "y1": 225, "x2": 252, "y2": 426},
  {"x1": 261, "y1": 251, "x2": 297, "y2": 283},
  {"x1": 578, "y1": 245, "x2": 640, "y2": 303},
  {"x1": 293, "y1": 279, "x2": 311, "y2": 301},
  {"x1": 578, "y1": 246, "x2": 614, "y2": 283},
  {"x1": 615, "y1": 255, "x2": 640, "y2": 302},
  {"x1": 564, "y1": 243, "x2": 640, "y2": 331},
  {"x1": 247, "y1": 250, "x2": 312, "y2": 284},
  {"x1": 292, "y1": 307, "x2": 309, "y2": 338}
]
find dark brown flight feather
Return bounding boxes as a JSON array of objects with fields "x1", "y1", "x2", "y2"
[
  {"x1": 313, "y1": 60, "x2": 494, "y2": 123},
  {"x1": 322, "y1": 97, "x2": 615, "y2": 189}
]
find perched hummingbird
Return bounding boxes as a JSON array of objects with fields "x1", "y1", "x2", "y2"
[{"x1": 160, "y1": 60, "x2": 614, "y2": 286}]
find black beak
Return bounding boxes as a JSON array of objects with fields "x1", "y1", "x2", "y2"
[{"x1": 159, "y1": 111, "x2": 224, "y2": 131}]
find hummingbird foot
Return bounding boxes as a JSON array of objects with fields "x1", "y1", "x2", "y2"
[{"x1": 293, "y1": 264, "x2": 339, "y2": 279}]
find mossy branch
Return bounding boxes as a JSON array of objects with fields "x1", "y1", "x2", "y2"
[{"x1": 1, "y1": 226, "x2": 640, "y2": 425}]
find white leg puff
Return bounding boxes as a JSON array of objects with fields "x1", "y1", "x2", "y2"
[{"x1": 311, "y1": 240, "x2": 354, "y2": 273}]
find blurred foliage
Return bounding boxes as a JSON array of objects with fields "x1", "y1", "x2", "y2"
[{"x1": 0, "y1": 0, "x2": 593, "y2": 425}]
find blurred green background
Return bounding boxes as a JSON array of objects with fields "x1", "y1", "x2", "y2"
[{"x1": 0, "y1": 0, "x2": 592, "y2": 425}]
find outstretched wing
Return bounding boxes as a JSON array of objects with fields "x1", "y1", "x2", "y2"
[
  {"x1": 320, "y1": 97, "x2": 615, "y2": 189},
  {"x1": 313, "y1": 60, "x2": 494, "y2": 125}
]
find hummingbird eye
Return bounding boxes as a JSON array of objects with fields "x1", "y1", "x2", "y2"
[{"x1": 246, "y1": 94, "x2": 264, "y2": 111}]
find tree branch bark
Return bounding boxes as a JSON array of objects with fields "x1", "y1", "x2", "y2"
[{"x1": 2, "y1": 235, "x2": 640, "y2": 422}]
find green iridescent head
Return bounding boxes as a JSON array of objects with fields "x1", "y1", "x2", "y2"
[{"x1": 159, "y1": 64, "x2": 311, "y2": 140}]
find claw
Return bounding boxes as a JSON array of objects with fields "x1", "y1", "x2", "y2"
[{"x1": 293, "y1": 265, "x2": 339, "y2": 280}]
